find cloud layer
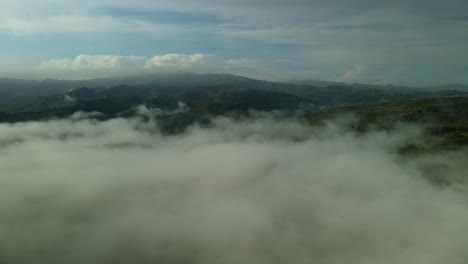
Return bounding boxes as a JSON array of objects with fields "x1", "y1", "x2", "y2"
[
  {"x1": 33, "y1": 53, "x2": 282, "y2": 80},
  {"x1": 0, "y1": 113, "x2": 467, "y2": 263},
  {"x1": 144, "y1": 53, "x2": 213, "y2": 70},
  {"x1": 38, "y1": 54, "x2": 146, "y2": 72},
  {"x1": 35, "y1": 53, "x2": 216, "y2": 79}
]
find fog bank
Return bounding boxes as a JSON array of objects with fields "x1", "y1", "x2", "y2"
[{"x1": 0, "y1": 114, "x2": 467, "y2": 263}]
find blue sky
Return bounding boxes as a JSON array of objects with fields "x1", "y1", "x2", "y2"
[{"x1": 0, "y1": 0, "x2": 467, "y2": 86}]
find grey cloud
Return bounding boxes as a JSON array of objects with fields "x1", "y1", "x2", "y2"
[{"x1": 0, "y1": 113, "x2": 467, "y2": 263}]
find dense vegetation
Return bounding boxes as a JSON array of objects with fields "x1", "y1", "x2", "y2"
[{"x1": 306, "y1": 96, "x2": 468, "y2": 152}]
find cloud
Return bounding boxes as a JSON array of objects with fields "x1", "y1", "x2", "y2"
[
  {"x1": 144, "y1": 53, "x2": 214, "y2": 71},
  {"x1": 225, "y1": 58, "x2": 259, "y2": 67},
  {"x1": 38, "y1": 54, "x2": 147, "y2": 71},
  {"x1": 336, "y1": 64, "x2": 366, "y2": 83},
  {"x1": 335, "y1": 64, "x2": 398, "y2": 85},
  {"x1": 36, "y1": 54, "x2": 148, "y2": 79},
  {"x1": 34, "y1": 53, "x2": 221, "y2": 79},
  {"x1": 0, "y1": 113, "x2": 467, "y2": 263},
  {"x1": 29, "y1": 53, "x2": 317, "y2": 81}
]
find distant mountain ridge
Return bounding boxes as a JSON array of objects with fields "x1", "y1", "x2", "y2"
[
  {"x1": 0, "y1": 72, "x2": 467, "y2": 122},
  {"x1": 0, "y1": 72, "x2": 467, "y2": 143},
  {"x1": 294, "y1": 80, "x2": 468, "y2": 92},
  {"x1": 432, "y1": 84, "x2": 468, "y2": 91},
  {"x1": 2, "y1": 72, "x2": 468, "y2": 99}
]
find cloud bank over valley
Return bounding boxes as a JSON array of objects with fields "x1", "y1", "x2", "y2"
[{"x1": 0, "y1": 113, "x2": 467, "y2": 263}]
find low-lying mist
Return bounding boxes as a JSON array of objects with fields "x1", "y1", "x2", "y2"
[{"x1": 0, "y1": 111, "x2": 467, "y2": 264}]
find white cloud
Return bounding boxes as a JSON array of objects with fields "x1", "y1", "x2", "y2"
[
  {"x1": 32, "y1": 53, "x2": 223, "y2": 79},
  {"x1": 225, "y1": 58, "x2": 259, "y2": 67},
  {"x1": 336, "y1": 64, "x2": 366, "y2": 83},
  {"x1": 29, "y1": 53, "x2": 319, "y2": 81},
  {"x1": 0, "y1": 114, "x2": 467, "y2": 262},
  {"x1": 36, "y1": 54, "x2": 148, "y2": 79},
  {"x1": 144, "y1": 53, "x2": 214, "y2": 70},
  {"x1": 38, "y1": 54, "x2": 147, "y2": 71}
]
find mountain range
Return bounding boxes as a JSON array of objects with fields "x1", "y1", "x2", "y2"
[
  {"x1": 0, "y1": 72, "x2": 467, "y2": 147},
  {"x1": 2, "y1": 72, "x2": 467, "y2": 113}
]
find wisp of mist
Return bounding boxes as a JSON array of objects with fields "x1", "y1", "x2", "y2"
[{"x1": 0, "y1": 110, "x2": 467, "y2": 264}]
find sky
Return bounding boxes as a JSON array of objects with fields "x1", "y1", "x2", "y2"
[{"x1": 0, "y1": 0, "x2": 467, "y2": 86}]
